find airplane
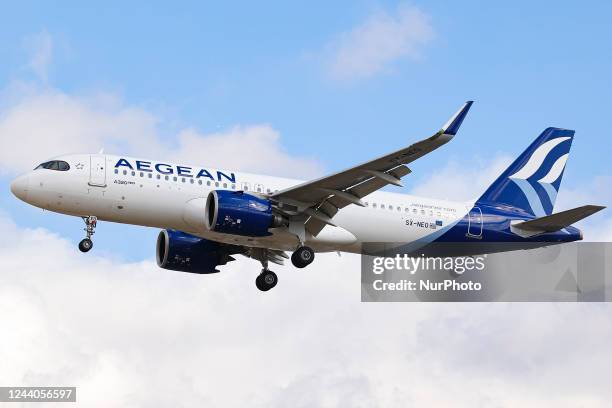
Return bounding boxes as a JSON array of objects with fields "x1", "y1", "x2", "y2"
[{"x1": 10, "y1": 101, "x2": 605, "y2": 291}]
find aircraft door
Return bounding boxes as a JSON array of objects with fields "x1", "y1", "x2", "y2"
[
  {"x1": 466, "y1": 207, "x2": 483, "y2": 238},
  {"x1": 89, "y1": 155, "x2": 107, "y2": 187}
]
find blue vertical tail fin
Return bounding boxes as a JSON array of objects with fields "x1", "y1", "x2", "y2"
[{"x1": 476, "y1": 127, "x2": 574, "y2": 217}]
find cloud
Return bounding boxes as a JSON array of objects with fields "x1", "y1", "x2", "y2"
[
  {"x1": 0, "y1": 86, "x2": 610, "y2": 407},
  {"x1": 555, "y1": 175, "x2": 612, "y2": 241},
  {"x1": 1, "y1": 212, "x2": 612, "y2": 407},
  {"x1": 168, "y1": 126, "x2": 322, "y2": 178},
  {"x1": 0, "y1": 87, "x2": 323, "y2": 178},
  {"x1": 325, "y1": 4, "x2": 434, "y2": 81},
  {"x1": 24, "y1": 29, "x2": 54, "y2": 82},
  {"x1": 409, "y1": 155, "x2": 513, "y2": 201}
]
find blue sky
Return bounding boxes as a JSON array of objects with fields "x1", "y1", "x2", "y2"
[{"x1": 1, "y1": 1, "x2": 611, "y2": 260}]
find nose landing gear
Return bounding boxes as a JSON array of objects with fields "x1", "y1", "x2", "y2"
[{"x1": 78, "y1": 215, "x2": 97, "y2": 253}]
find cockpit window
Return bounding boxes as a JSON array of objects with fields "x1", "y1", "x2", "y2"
[{"x1": 35, "y1": 160, "x2": 70, "y2": 171}]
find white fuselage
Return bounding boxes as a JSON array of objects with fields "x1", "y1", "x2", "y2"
[{"x1": 11, "y1": 154, "x2": 470, "y2": 253}]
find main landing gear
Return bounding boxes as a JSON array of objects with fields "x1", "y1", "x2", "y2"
[
  {"x1": 256, "y1": 269, "x2": 278, "y2": 291},
  {"x1": 78, "y1": 215, "x2": 97, "y2": 253},
  {"x1": 291, "y1": 246, "x2": 315, "y2": 268},
  {"x1": 251, "y1": 243, "x2": 314, "y2": 291}
]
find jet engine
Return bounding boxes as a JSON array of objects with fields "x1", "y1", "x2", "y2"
[
  {"x1": 204, "y1": 190, "x2": 285, "y2": 237},
  {"x1": 156, "y1": 229, "x2": 239, "y2": 274}
]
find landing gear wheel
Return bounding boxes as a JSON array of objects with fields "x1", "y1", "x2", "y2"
[
  {"x1": 78, "y1": 238, "x2": 93, "y2": 253},
  {"x1": 79, "y1": 215, "x2": 98, "y2": 253},
  {"x1": 256, "y1": 270, "x2": 278, "y2": 291},
  {"x1": 291, "y1": 246, "x2": 315, "y2": 268}
]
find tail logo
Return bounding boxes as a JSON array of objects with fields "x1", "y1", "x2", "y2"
[{"x1": 509, "y1": 137, "x2": 571, "y2": 216}]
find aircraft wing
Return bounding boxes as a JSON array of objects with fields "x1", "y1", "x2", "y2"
[{"x1": 270, "y1": 101, "x2": 473, "y2": 236}]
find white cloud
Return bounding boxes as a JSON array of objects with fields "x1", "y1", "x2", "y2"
[
  {"x1": 0, "y1": 86, "x2": 611, "y2": 406},
  {"x1": 326, "y1": 4, "x2": 434, "y2": 81},
  {"x1": 409, "y1": 155, "x2": 513, "y2": 201},
  {"x1": 555, "y1": 175, "x2": 612, "y2": 241},
  {"x1": 168, "y1": 126, "x2": 321, "y2": 178},
  {"x1": 24, "y1": 30, "x2": 54, "y2": 82},
  {"x1": 0, "y1": 213, "x2": 612, "y2": 406},
  {"x1": 0, "y1": 87, "x2": 323, "y2": 178}
]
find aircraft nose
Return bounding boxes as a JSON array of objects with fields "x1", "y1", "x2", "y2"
[{"x1": 10, "y1": 174, "x2": 29, "y2": 201}]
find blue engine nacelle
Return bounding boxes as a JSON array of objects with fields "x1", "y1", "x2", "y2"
[
  {"x1": 204, "y1": 190, "x2": 285, "y2": 237},
  {"x1": 156, "y1": 229, "x2": 239, "y2": 274}
]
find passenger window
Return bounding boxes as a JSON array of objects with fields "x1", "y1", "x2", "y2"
[
  {"x1": 148, "y1": 173, "x2": 152, "y2": 178},
  {"x1": 207, "y1": 181, "x2": 211, "y2": 186},
  {"x1": 215, "y1": 182, "x2": 219, "y2": 187},
  {"x1": 190, "y1": 179, "x2": 194, "y2": 184},
  {"x1": 198, "y1": 180, "x2": 202, "y2": 185},
  {"x1": 381, "y1": 204, "x2": 385, "y2": 209},
  {"x1": 181, "y1": 178, "x2": 186, "y2": 183},
  {"x1": 131, "y1": 171, "x2": 135, "y2": 176},
  {"x1": 114, "y1": 169, "x2": 119, "y2": 174},
  {"x1": 223, "y1": 183, "x2": 228, "y2": 188},
  {"x1": 123, "y1": 170, "x2": 127, "y2": 175},
  {"x1": 156, "y1": 174, "x2": 161, "y2": 179},
  {"x1": 165, "y1": 175, "x2": 169, "y2": 181},
  {"x1": 373, "y1": 203, "x2": 377, "y2": 208},
  {"x1": 173, "y1": 177, "x2": 177, "y2": 182}
]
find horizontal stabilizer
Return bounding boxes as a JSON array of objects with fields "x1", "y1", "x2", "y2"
[{"x1": 513, "y1": 205, "x2": 605, "y2": 232}]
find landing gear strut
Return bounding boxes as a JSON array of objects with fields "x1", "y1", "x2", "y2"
[
  {"x1": 79, "y1": 215, "x2": 97, "y2": 253},
  {"x1": 291, "y1": 246, "x2": 315, "y2": 268},
  {"x1": 255, "y1": 254, "x2": 278, "y2": 291}
]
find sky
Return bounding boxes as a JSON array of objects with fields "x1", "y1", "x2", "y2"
[{"x1": 0, "y1": 1, "x2": 611, "y2": 406}]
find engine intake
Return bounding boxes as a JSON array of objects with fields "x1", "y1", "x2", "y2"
[
  {"x1": 156, "y1": 229, "x2": 237, "y2": 274},
  {"x1": 205, "y1": 190, "x2": 284, "y2": 237}
]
